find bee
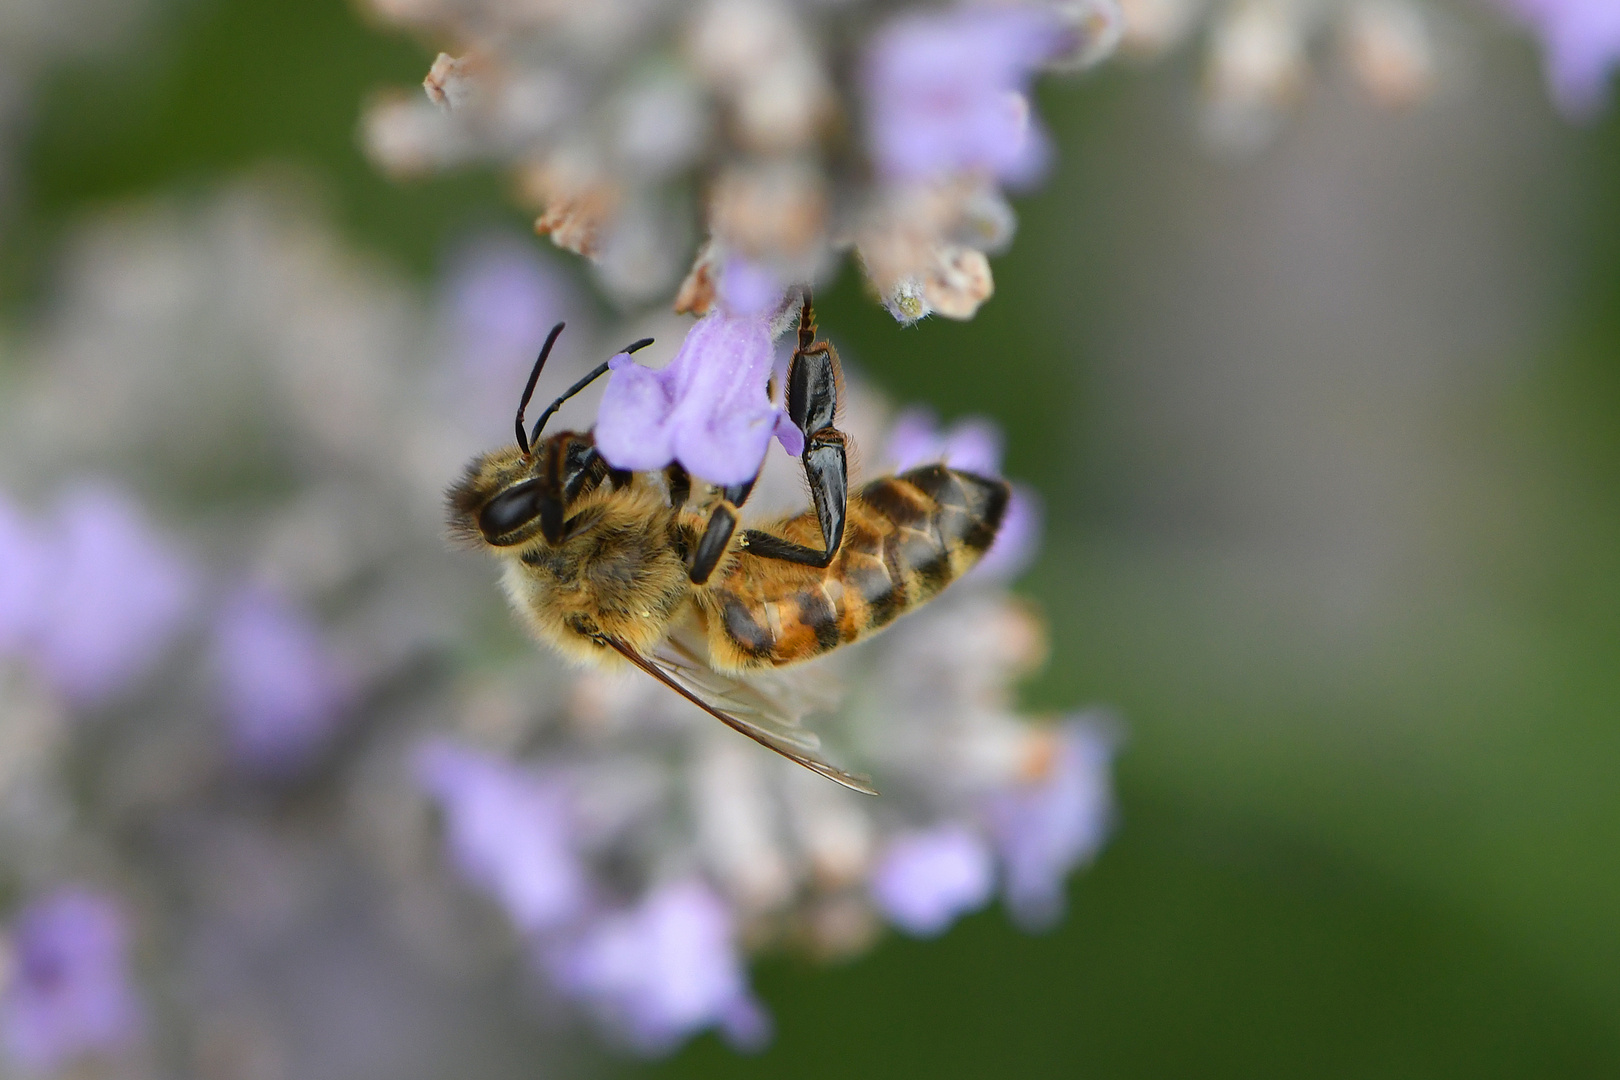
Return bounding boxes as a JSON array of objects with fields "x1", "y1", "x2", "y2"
[{"x1": 447, "y1": 299, "x2": 1009, "y2": 793}]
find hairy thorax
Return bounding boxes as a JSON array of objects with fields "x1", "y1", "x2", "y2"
[{"x1": 499, "y1": 483, "x2": 693, "y2": 664}]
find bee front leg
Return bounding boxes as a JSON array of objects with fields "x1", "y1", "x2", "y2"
[{"x1": 739, "y1": 301, "x2": 848, "y2": 569}]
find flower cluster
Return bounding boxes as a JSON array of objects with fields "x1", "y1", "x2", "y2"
[
  {"x1": 0, "y1": 185, "x2": 1115, "y2": 1073},
  {"x1": 362, "y1": 0, "x2": 1122, "y2": 323}
]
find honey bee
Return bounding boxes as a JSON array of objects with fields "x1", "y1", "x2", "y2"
[{"x1": 447, "y1": 299, "x2": 1009, "y2": 793}]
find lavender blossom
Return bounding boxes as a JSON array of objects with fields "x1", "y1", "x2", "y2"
[
  {"x1": 214, "y1": 586, "x2": 355, "y2": 776},
  {"x1": 441, "y1": 235, "x2": 582, "y2": 440},
  {"x1": 545, "y1": 880, "x2": 770, "y2": 1056},
  {"x1": 360, "y1": 1, "x2": 1122, "y2": 321},
  {"x1": 870, "y1": 825, "x2": 996, "y2": 936},
  {"x1": 1498, "y1": 0, "x2": 1620, "y2": 116},
  {"x1": 0, "y1": 889, "x2": 142, "y2": 1074},
  {"x1": 416, "y1": 740, "x2": 590, "y2": 935},
  {"x1": 986, "y1": 717, "x2": 1117, "y2": 930},
  {"x1": 886, "y1": 407, "x2": 1004, "y2": 475},
  {"x1": 864, "y1": 6, "x2": 1067, "y2": 187},
  {"x1": 27, "y1": 485, "x2": 196, "y2": 707},
  {"x1": 595, "y1": 305, "x2": 802, "y2": 484}
]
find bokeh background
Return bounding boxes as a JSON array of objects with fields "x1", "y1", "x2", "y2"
[{"x1": 4, "y1": 0, "x2": 1620, "y2": 1075}]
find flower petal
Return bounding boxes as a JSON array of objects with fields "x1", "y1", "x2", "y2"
[
  {"x1": 986, "y1": 717, "x2": 1116, "y2": 931},
  {"x1": 30, "y1": 485, "x2": 197, "y2": 707},
  {"x1": 416, "y1": 740, "x2": 589, "y2": 935},
  {"x1": 870, "y1": 825, "x2": 996, "y2": 937},
  {"x1": 597, "y1": 310, "x2": 786, "y2": 485},
  {"x1": 864, "y1": 6, "x2": 1066, "y2": 185},
  {"x1": 545, "y1": 879, "x2": 767, "y2": 1056},
  {"x1": 215, "y1": 587, "x2": 355, "y2": 776},
  {"x1": 595, "y1": 354, "x2": 678, "y2": 472},
  {"x1": 1, "y1": 889, "x2": 142, "y2": 1073}
]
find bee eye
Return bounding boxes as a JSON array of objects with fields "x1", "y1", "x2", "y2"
[{"x1": 478, "y1": 481, "x2": 563, "y2": 545}]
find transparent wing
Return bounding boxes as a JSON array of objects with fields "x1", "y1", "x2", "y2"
[{"x1": 605, "y1": 635, "x2": 878, "y2": 796}]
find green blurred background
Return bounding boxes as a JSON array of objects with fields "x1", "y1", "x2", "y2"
[{"x1": 8, "y1": 0, "x2": 1620, "y2": 1074}]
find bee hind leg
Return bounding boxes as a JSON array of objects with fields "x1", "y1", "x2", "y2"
[{"x1": 739, "y1": 298, "x2": 848, "y2": 569}]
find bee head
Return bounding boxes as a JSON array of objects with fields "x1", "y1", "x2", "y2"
[
  {"x1": 446, "y1": 324, "x2": 652, "y2": 550},
  {"x1": 447, "y1": 433, "x2": 601, "y2": 549}
]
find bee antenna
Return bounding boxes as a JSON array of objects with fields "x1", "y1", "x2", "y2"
[
  {"x1": 528, "y1": 335, "x2": 655, "y2": 446},
  {"x1": 516, "y1": 322, "x2": 567, "y2": 456}
]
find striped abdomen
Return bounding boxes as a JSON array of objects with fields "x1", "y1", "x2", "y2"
[{"x1": 703, "y1": 464, "x2": 1009, "y2": 670}]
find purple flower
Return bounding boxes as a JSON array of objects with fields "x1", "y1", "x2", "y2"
[
  {"x1": 0, "y1": 495, "x2": 48, "y2": 655},
  {"x1": 864, "y1": 5, "x2": 1067, "y2": 187},
  {"x1": 416, "y1": 740, "x2": 588, "y2": 935},
  {"x1": 545, "y1": 879, "x2": 770, "y2": 1056},
  {"x1": 1, "y1": 889, "x2": 142, "y2": 1074},
  {"x1": 887, "y1": 407, "x2": 1003, "y2": 475},
  {"x1": 985, "y1": 718, "x2": 1115, "y2": 931},
  {"x1": 717, "y1": 256, "x2": 784, "y2": 318},
  {"x1": 441, "y1": 235, "x2": 578, "y2": 435},
  {"x1": 885, "y1": 409, "x2": 1042, "y2": 580},
  {"x1": 870, "y1": 825, "x2": 995, "y2": 937},
  {"x1": 28, "y1": 485, "x2": 196, "y2": 707},
  {"x1": 595, "y1": 308, "x2": 802, "y2": 486},
  {"x1": 214, "y1": 587, "x2": 355, "y2": 776},
  {"x1": 1500, "y1": 0, "x2": 1620, "y2": 116}
]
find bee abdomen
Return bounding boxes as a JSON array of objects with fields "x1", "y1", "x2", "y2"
[
  {"x1": 860, "y1": 464, "x2": 1008, "y2": 606},
  {"x1": 709, "y1": 465, "x2": 1009, "y2": 669}
]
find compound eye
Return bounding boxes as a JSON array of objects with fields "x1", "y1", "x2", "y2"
[{"x1": 478, "y1": 480, "x2": 562, "y2": 545}]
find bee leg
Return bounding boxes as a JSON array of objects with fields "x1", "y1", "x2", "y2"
[
  {"x1": 562, "y1": 445, "x2": 625, "y2": 503},
  {"x1": 686, "y1": 467, "x2": 758, "y2": 583},
  {"x1": 668, "y1": 461, "x2": 753, "y2": 510},
  {"x1": 665, "y1": 463, "x2": 692, "y2": 508},
  {"x1": 739, "y1": 301, "x2": 848, "y2": 569},
  {"x1": 720, "y1": 473, "x2": 759, "y2": 508},
  {"x1": 689, "y1": 502, "x2": 739, "y2": 585}
]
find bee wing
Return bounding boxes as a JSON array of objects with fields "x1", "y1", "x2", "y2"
[{"x1": 605, "y1": 637, "x2": 878, "y2": 796}]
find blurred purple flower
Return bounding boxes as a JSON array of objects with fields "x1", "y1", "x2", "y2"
[
  {"x1": 887, "y1": 407, "x2": 1003, "y2": 475},
  {"x1": 214, "y1": 587, "x2": 355, "y2": 776},
  {"x1": 1, "y1": 889, "x2": 141, "y2": 1074},
  {"x1": 442, "y1": 235, "x2": 578, "y2": 432},
  {"x1": 1499, "y1": 0, "x2": 1620, "y2": 117},
  {"x1": 870, "y1": 825, "x2": 996, "y2": 937},
  {"x1": 717, "y1": 256, "x2": 784, "y2": 318},
  {"x1": 864, "y1": 5, "x2": 1067, "y2": 187},
  {"x1": 416, "y1": 740, "x2": 588, "y2": 935},
  {"x1": 595, "y1": 309, "x2": 802, "y2": 486},
  {"x1": 986, "y1": 718, "x2": 1115, "y2": 931},
  {"x1": 545, "y1": 879, "x2": 770, "y2": 1056},
  {"x1": 28, "y1": 485, "x2": 196, "y2": 707},
  {"x1": 885, "y1": 409, "x2": 1042, "y2": 580},
  {"x1": 0, "y1": 495, "x2": 48, "y2": 655}
]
